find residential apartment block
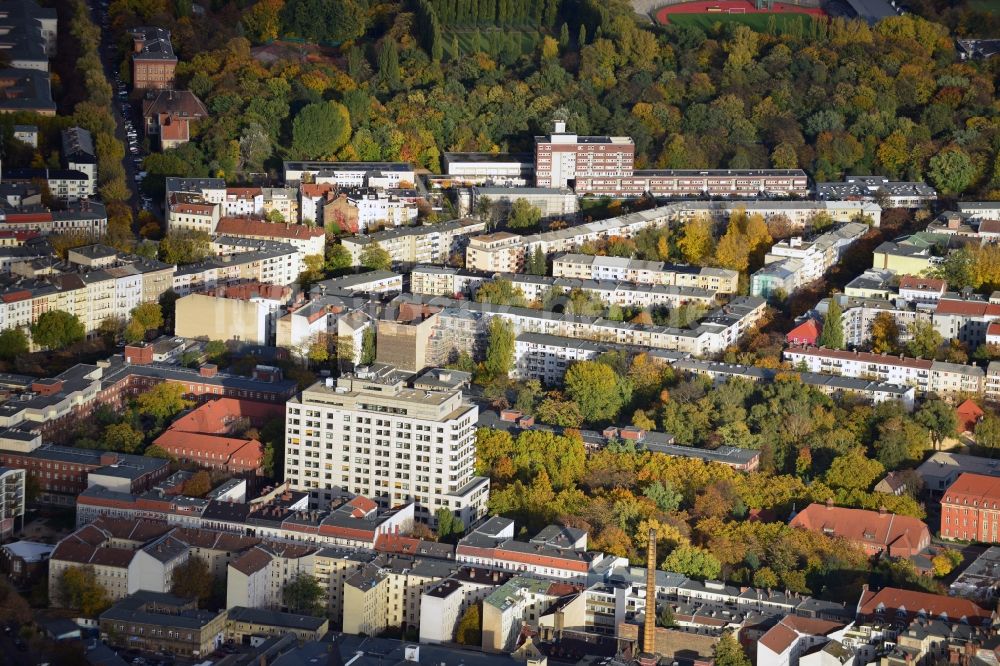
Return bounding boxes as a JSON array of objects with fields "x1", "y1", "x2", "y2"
[
  {"x1": 174, "y1": 284, "x2": 290, "y2": 346},
  {"x1": 552, "y1": 254, "x2": 739, "y2": 294},
  {"x1": 284, "y1": 366, "x2": 489, "y2": 526},
  {"x1": 580, "y1": 168, "x2": 811, "y2": 199},
  {"x1": 100, "y1": 591, "x2": 225, "y2": 658},
  {"x1": 1, "y1": 167, "x2": 91, "y2": 203},
  {"x1": 283, "y1": 161, "x2": 416, "y2": 188},
  {"x1": 751, "y1": 223, "x2": 868, "y2": 298},
  {"x1": 60, "y1": 127, "x2": 97, "y2": 196},
  {"x1": 340, "y1": 218, "x2": 485, "y2": 267},
  {"x1": 783, "y1": 346, "x2": 985, "y2": 397},
  {"x1": 0, "y1": 467, "x2": 25, "y2": 539},
  {"x1": 932, "y1": 295, "x2": 1000, "y2": 349},
  {"x1": 411, "y1": 266, "x2": 718, "y2": 310},
  {"x1": 465, "y1": 232, "x2": 525, "y2": 273}
]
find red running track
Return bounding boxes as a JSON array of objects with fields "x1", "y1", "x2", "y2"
[{"x1": 656, "y1": 0, "x2": 827, "y2": 23}]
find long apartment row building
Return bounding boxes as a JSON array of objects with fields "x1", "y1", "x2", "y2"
[
  {"x1": 377, "y1": 295, "x2": 767, "y2": 373},
  {"x1": 340, "y1": 218, "x2": 486, "y2": 267},
  {"x1": 465, "y1": 201, "x2": 880, "y2": 272},
  {"x1": 783, "y1": 346, "x2": 986, "y2": 398},
  {"x1": 410, "y1": 266, "x2": 720, "y2": 310},
  {"x1": 283, "y1": 366, "x2": 489, "y2": 528},
  {"x1": 552, "y1": 253, "x2": 739, "y2": 293}
]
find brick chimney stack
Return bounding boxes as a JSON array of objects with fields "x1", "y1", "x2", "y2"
[{"x1": 642, "y1": 528, "x2": 658, "y2": 658}]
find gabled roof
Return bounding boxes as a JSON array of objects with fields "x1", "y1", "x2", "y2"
[
  {"x1": 790, "y1": 503, "x2": 928, "y2": 552},
  {"x1": 142, "y1": 90, "x2": 207, "y2": 119},
  {"x1": 943, "y1": 473, "x2": 1000, "y2": 508},
  {"x1": 858, "y1": 586, "x2": 993, "y2": 626}
]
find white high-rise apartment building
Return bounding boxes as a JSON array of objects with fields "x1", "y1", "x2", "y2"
[{"x1": 284, "y1": 366, "x2": 489, "y2": 527}]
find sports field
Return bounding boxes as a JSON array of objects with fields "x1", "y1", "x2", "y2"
[{"x1": 655, "y1": 0, "x2": 827, "y2": 26}]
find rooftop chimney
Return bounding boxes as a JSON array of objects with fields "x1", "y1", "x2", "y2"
[{"x1": 642, "y1": 528, "x2": 657, "y2": 657}]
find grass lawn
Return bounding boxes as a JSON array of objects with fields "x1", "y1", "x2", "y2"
[{"x1": 666, "y1": 12, "x2": 817, "y2": 32}]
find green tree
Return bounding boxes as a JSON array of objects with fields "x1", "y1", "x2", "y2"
[
  {"x1": 714, "y1": 631, "x2": 751, "y2": 666},
  {"x1": 360, "y1": 243, "x2": 392, "y2": 271},
  {"x1": 906, "y1": 320, "x2": 943, "y2": 358},
  {"x1": 126, "y1": 302, "x2": 164, "y2": 343},
  {"x1": 507, "y1": 199, "x2": 541, "y2": 230},
  {"x1": 483, "y1": 317, "x2": 515, "y2": 380},
  {"x1": 476, "y1": 279, "x2": 528, "y2": 307},
  {"x1": 102, "y1": 423, "x2": 144, "y2": 453},
  {"x1": 916, "y1": 399, "x2": 957, "y2": 450},
  {"x1": 818, "y1": 298, "x2": 844, "y2": 349},
  {"x1": 135, "y1": 383, "x2": 193, "y2": 423},
  {"x1": 326, "y1": 243, "x2": 352, "y2": 272},
  {"x1": 169, "y1": 555, "x2": 215, "y2": 607},
  {"x1": 526, "y1": 246, "x2": 547, "y2": 276},
  {"x1": 360, "y1": 326, "x2": 376, "y2": 365},
  {"x1": 928, "y1": 147, "x2": 976, "y2": 195},
  {"x1": 31, "y1": 310, "x2": 85, "y2": 350},
  {"x1": 159, "y1": 231, "x2": 211, "y2": 265},
  {"x1": 0, "y1": 328, "x2": 28, "y2": 361},
  {"x1": 282, "y1": 573, "x2": 324, "y2": 616},
  {"x1": 144, "y1": 445, "x2": 175, "y2": 460},
  {"x1": 436, "y1": 508, "x2": 463, "y2": 539},
  {"x1": 564, "y1": 361, "x2": 627, "y2": 425},
  {"x1": 661, "y1": 543, "x2": 722, "y2": 580},
  {"x1": 824, "y1": 448, "x2": 885, "y2": 491},
  {"x1": 975, "y1": 414, "x2": 1000, "y2": 455},
  {"x1": 291, "y1": 102, "x2": 352, "y2": 160},
  {"x1": 644, "y1": 481, "x2": 682, "y2": 512},
  {"x1": 657, "y1": 603, "x2": 676, "y2": 628},
  {"x1": 378, "y1": 38, "x2": 402, "y2": 89}
]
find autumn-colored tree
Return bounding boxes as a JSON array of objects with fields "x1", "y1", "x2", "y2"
[
  {"x1": 824, "y1": 448, "x2": 885, "y2": 491},
  {"x1": 170, "y1": 555, "x2": 216, "y2": 607},
  {"x1": 455, "y1": 602, "x2": 482, "y2": 645},
  {"x1": 869, "y1": 312, "x2": 900, "y2": 353},
  {"x1": 678, "y1": 216, "x2": 715, "y2": 265},
  {"x1": 182, "y1": 470, "x2": 212, "y2": 497},
  {"x1": 58, "y1": 566, "x2": 111, "y2": 617}
]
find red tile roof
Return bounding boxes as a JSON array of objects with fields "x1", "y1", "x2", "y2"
[
  {"x1": 857, "y1": 586, "x2": 994, "y2": 626},
  {"x1": 934, "y1": 299, "x2": 1000, "y2": 317},
  {"x1": 301, "y1": 183, "x2": 333, "y2": 198},
  {"x1": 979, "y1": 219, "x2": 1000, "y2": 234},
  {"x1": 956, "y1": 399, "x2": 985, "y2": 433},
  {"x1": 5, "y1": 212, "x2": 53, "y2": 223},
  {"x1": 230, "y1": 546, "x2": 272, "y2": 576},
  {"x1": 153, "y1": 430, "x2": 263, "y2": 469},
  {"x1": 758, "y1": 615, "x2": 845, "y2": 655},
  {"x1": 943, "y1": 473, "x2": 1000, "y2": 509},
  {"x1": 898, "y1": 276, "x2": 946, "y2": 291},
  {"x1": 167, "y1": 398, "x2": 284, "y2": 435},
  {"x1": 221, "y1": 283, "x2": 289, "y2": 301},
  {"x1": 786, "y1": 319, "x2": 820, "y2": 346},
  {"x1": 790, "y1": 503, "x2": 930, "y2": 557},
  {"x1": 215, "y1": 217, "x2": 325, "y2": 240},
  {"x1": 226, "y1": 187, "x2": 262, "y2": 199}
]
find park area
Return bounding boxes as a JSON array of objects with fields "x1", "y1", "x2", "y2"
[{"x1": 655, "y1": 0, "x2": 827, "y2": 29}]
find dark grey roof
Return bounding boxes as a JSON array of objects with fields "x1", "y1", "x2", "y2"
[
  {"x1": 226, "y1": 606, "x2": 327, "y2": 631},
  {"x1": 130, "y1": 26, "x2": 176, "y2": 61},
  {"x1": 61, "y1": 127, "x2": 96, "y2": 161},
  {"x1": 0, "y1": 68, "x2": 53, "y2": 113}
]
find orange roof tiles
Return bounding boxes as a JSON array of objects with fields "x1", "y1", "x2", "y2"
[
  {"x1": 215, "y1": 217, "x2": 325, "y2": 240},
  {"x1": 858, "y1": 586, "x2": 994, "y2": 626},
  {"x1": 943, "y1": 473, "x2": 1000, "y2": 508},
  {"x1": 758, "y1": 616, "x2": 846, "y2": 655},
  {"x1": 790, "y1": 503, "x2": 929, "y2": 556},
  {"x1": 934, "y1": 299, "x2": 1000, "y2": 317},
  {"x1": 898, "y1": 276, "x2": 946, "y2": 291}
]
